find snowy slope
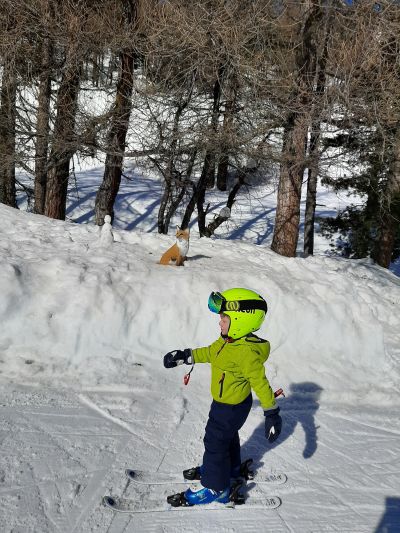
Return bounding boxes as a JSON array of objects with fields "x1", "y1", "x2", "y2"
[{"x1": 1, "y1": 173, "x2": 400, "y2": 532}]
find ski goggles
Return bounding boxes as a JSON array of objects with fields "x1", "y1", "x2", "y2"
[{"x1": 208, "y1": 292, "x2": 268, "y2": 314}]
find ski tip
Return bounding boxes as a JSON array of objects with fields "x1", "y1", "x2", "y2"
[
  {"x1": 125, "y1": 469, "x2": 136, "y2": 480},
  {"x1": 267, "y1": 496, "x2": 282, "y2": 509},
  {"x1": 266, "y1": 472, "x2": 287, "y2": 484},
  {"x1": 103, "y1": 496, "x2": 116, "y2": 508}
]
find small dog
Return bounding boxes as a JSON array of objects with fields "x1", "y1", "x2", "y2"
[{"x1": 159, "y1": 226, "x2": 189, "y2": 266}]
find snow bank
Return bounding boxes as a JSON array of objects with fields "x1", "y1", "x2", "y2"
[{"x1": 0, "y1": 204, "x2": 399, "y2": 406}]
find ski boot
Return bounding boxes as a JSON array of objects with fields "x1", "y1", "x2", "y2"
[
  {"x1": 167, "y1": 478, "x2": 246, "y2": 507},
  {"x1": 183, "y1": 458, "x2": 254, "y2": 482},
  {"x1": 184, "y1": 484, "x2": 230, "y2": 505}
]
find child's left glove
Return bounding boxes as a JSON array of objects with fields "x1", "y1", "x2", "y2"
[
  {"x1": 163, "y1": 349, "x2": 193, "y2": 368},
  {"x1": 264, "y1": 407, "x2": 282, "y2": 443}
]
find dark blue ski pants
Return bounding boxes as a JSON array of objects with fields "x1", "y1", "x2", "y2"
[{"x1": 201, "y1": 394, "x2": 252, "y2": 491}]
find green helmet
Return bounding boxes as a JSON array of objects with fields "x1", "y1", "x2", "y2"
[{"x1": 208, "y1": 288, "x2": 268, "y2": 339}]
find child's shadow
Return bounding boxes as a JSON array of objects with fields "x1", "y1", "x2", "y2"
[{"x1": 241, "y1": 382, "x2": 323, "y2": 469}]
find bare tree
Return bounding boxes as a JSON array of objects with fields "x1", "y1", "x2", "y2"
[
  {"x1": 156, "y1": 93, "x2": 195, "y2": 234},
  {"x1": 34, "y1": 0, "x2": 54, "y2": 214},
  {"x1": 303, "y1": 3, "x2": 333, "y2": 256},
  {"x1": 0, "y1": 55, "x2": 17, "y2": 207},
  {"x1": 202, "y1": 169, "x2": 246, "y2": 237},
  {"x1": 371, "y1": 11, "x2": 400, "y2": 268},
  {"x1": 3, "y1": 0, "x2": 396, "y2": 274},
  {"x1": 323, "y1": 1, "x2": 400, "y2": 268},
  {"x1": 0, "y1": 2, "x2": 22, "y2": 208},
  {"x1": 94, "y1": 0, "x2": 137, "y2": 225},
  {"x1": 44, "y1": 8, "x2": 87, "y2": 220},
  {"x1": 43, "y1": 0, "x2": 127, "y2": 220},
  {"x1": 139, "y1": 0, "x2": 283, "y2": 234},
  {"x1": 271, "y1": 1, "x2": 327, "y2": 257},
  {"x1": 375, "y1": 129, "x2": 400, "y2": 267},
  {"x1": 216, "y1": 76, "x2": 238, "y2": 192}
]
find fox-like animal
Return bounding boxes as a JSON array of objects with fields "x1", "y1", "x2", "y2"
[{"x1": 159, "y1": 226, "x2": 190, "y2": 266}]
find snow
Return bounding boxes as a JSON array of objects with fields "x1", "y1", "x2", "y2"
[{"x1": 1, "y1": 168, "x2": 400, "y2": 532}]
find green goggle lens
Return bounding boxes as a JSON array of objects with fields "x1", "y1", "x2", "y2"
[{"x1": 208, "y1": 292, "x2": 225, "y2": 313}]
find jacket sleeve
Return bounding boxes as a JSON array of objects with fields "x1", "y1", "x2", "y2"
[
  {"x1": 192, "y1": 337, "x2": 224, "y2": 364},
  {"x1": 239, "y1": 348, "x2": 276, "y2": 410},
  {"x1": 192, "y1": 345, "x2": 212, "y2": 363}
]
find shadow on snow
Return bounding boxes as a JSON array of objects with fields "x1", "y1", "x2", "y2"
[
  {"x1": 242, "y1": 382, "x2": 323, "y2": 470},
  {"x1": 374, "y1": 497, "x2": 400, "y2": 533}
]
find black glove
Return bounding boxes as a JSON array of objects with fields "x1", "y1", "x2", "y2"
[
  {"x1": 264, "y1": 407, "x2": 282, "y2": 443},
  {"x1": 163, "y1": 349, "x2": 192, "y2": 369}
]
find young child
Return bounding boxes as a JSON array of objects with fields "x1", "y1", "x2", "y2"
[{"x1": 163, "y1": 287, "x2": 282, "y2": 506}]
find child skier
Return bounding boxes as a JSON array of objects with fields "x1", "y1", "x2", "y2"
[{"x1": 163, "y1": 288, "x2": 282, "y2": 506}]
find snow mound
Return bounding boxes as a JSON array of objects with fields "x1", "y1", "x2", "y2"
[{"x1": 1, "y1": 204, "x2": 399, "y2": 406}]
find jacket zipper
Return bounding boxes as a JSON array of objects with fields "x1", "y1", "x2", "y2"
[
  {"x1": 216, "y1": 343, "x2": 226, "y2": 356},
  {"x1": 219, "y1": 372, "x2": 225, "y2": 398}
]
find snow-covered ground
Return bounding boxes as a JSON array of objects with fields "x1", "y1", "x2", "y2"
[{"x1": 1, "y1": 167, "x2": 400, "y2": 532}]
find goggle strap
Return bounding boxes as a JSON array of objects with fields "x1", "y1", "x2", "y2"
[{"x1": 221, "y1": 299, "x2": 268, "y2": 313}]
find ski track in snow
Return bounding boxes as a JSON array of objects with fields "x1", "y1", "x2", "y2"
[{"x1": 0, "y1": 384, "x2": 399, "y2": 532}]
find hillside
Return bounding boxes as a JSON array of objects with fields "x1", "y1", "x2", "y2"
[{"x1": 0, "y1": 175, "x2": 399, "y2": 531}]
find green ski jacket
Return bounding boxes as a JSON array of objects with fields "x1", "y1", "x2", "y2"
[{"x1": 192, "y1": 334, "x2": 276, "y2": 411}]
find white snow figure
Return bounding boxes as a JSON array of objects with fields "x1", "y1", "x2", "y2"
[
  {"x1": 100, "y1": 215, "x2": 114, "y2": 246},
  {"x1": 219, "y1": 206, "x2": 231, "y2": 219}
]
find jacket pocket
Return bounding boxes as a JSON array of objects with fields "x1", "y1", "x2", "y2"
[{"x1": 219, "y1": 372, "x2": 225, "y2": 398}]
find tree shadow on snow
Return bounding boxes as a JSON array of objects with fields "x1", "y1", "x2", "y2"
[
  {"x1": 374, "y1": 497, "x2": 400, "y2": 533},
  {"x1": 241, "y1": 382, "x2": 323, "y2": 471},
  {"x1": 226, "y1": 208, "x2": 275, "y2": 244}
]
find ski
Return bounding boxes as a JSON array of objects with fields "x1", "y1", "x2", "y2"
[
  {"x1": 125, "y1": 468, "x2": 286, "y2": 486},
  {"x1": 103, "y1": 492, "x2": 281, "y2": 514},
  {"x1": 125, "y1": 461, "x2": 286, "y2": 486},
  {"x1": 103, "y1": 459, "x2": 283, "y2": 514}
]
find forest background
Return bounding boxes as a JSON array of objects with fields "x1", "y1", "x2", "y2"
[{"x1": 1, "y1": 0, "x2": 400, "y2": 269}]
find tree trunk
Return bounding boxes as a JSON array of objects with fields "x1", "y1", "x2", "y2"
[
  {"x1": 158, "y1": 178, "x2": 173, "y2": 234},
  {"x1": 217, "y1": 86, "x2": 236, "y2": 192},
  {"x1": 181, "y1": 167, "x2": 208, "y2": 232},
  {"x1": 203, "y1": 71, "x2": 223, "y2": 190},
  {"x1": 303, "y1": 155, "x2": 318, "y2": 255},
  {"x1": 271, "y1": 114, "x2": 309, "y2": 256},
  {"x1": 197, "y1": 153, "x2": 215, "y2": 235},
  {"x1": 374, "y1": 130, "x2": 400, "y2": 268},
  {"x1": 34, "y1": 33, "x2": 52, "y2": 215},
  {"x1": 95, "y1": 48, "x2": 134, "y2": 225},
  {"x1": 217, "y1": 154, "x2": 229, "y2": 192},
  {"x1": 162, "y1": 148, "x2": 196, "y2": 232},
  {"x1": 194, "y1": 73, "x2": 225, "y2": 234},
  {"x1": 44, "y1": 24, "x2": 83, "y2": 220},
  {"x1": 203, "y1": 171, "x2": 245, "y2": 237},
  {"x1": 375, "y1": 215, "x2": 397, "y2": 268},
  {"x1": 157, "y1": 98, "x2": 189, "y2": 233},
  {"x1": 271, "y1": 5, "x2": 323, "y2": 257},
  {"x1": 304, "y1": 6, "x2": 331, "y2": 256},
  {"x1": 0, "y1": 58, "x2": 17, "y2": 208},
  {"x1": 180, "y1": 154, "x2": 212, "y2": 234},
  {"x1": 203, "y1": 150, "x2": 216, "y2": 189},
  {"x1": 157, "y1": 68, "x2": 195, "y2": 233},
  {"x1": 95, "y1": 0, "x2": 137, "y2": 225}
]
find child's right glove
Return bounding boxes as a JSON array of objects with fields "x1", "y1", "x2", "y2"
[
  {"x1": 163, "y1": 349, "x2": 193, "y2": 368},
  {"x1": 264, "y1": 407, "x2": 282, "y2": 443}
]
